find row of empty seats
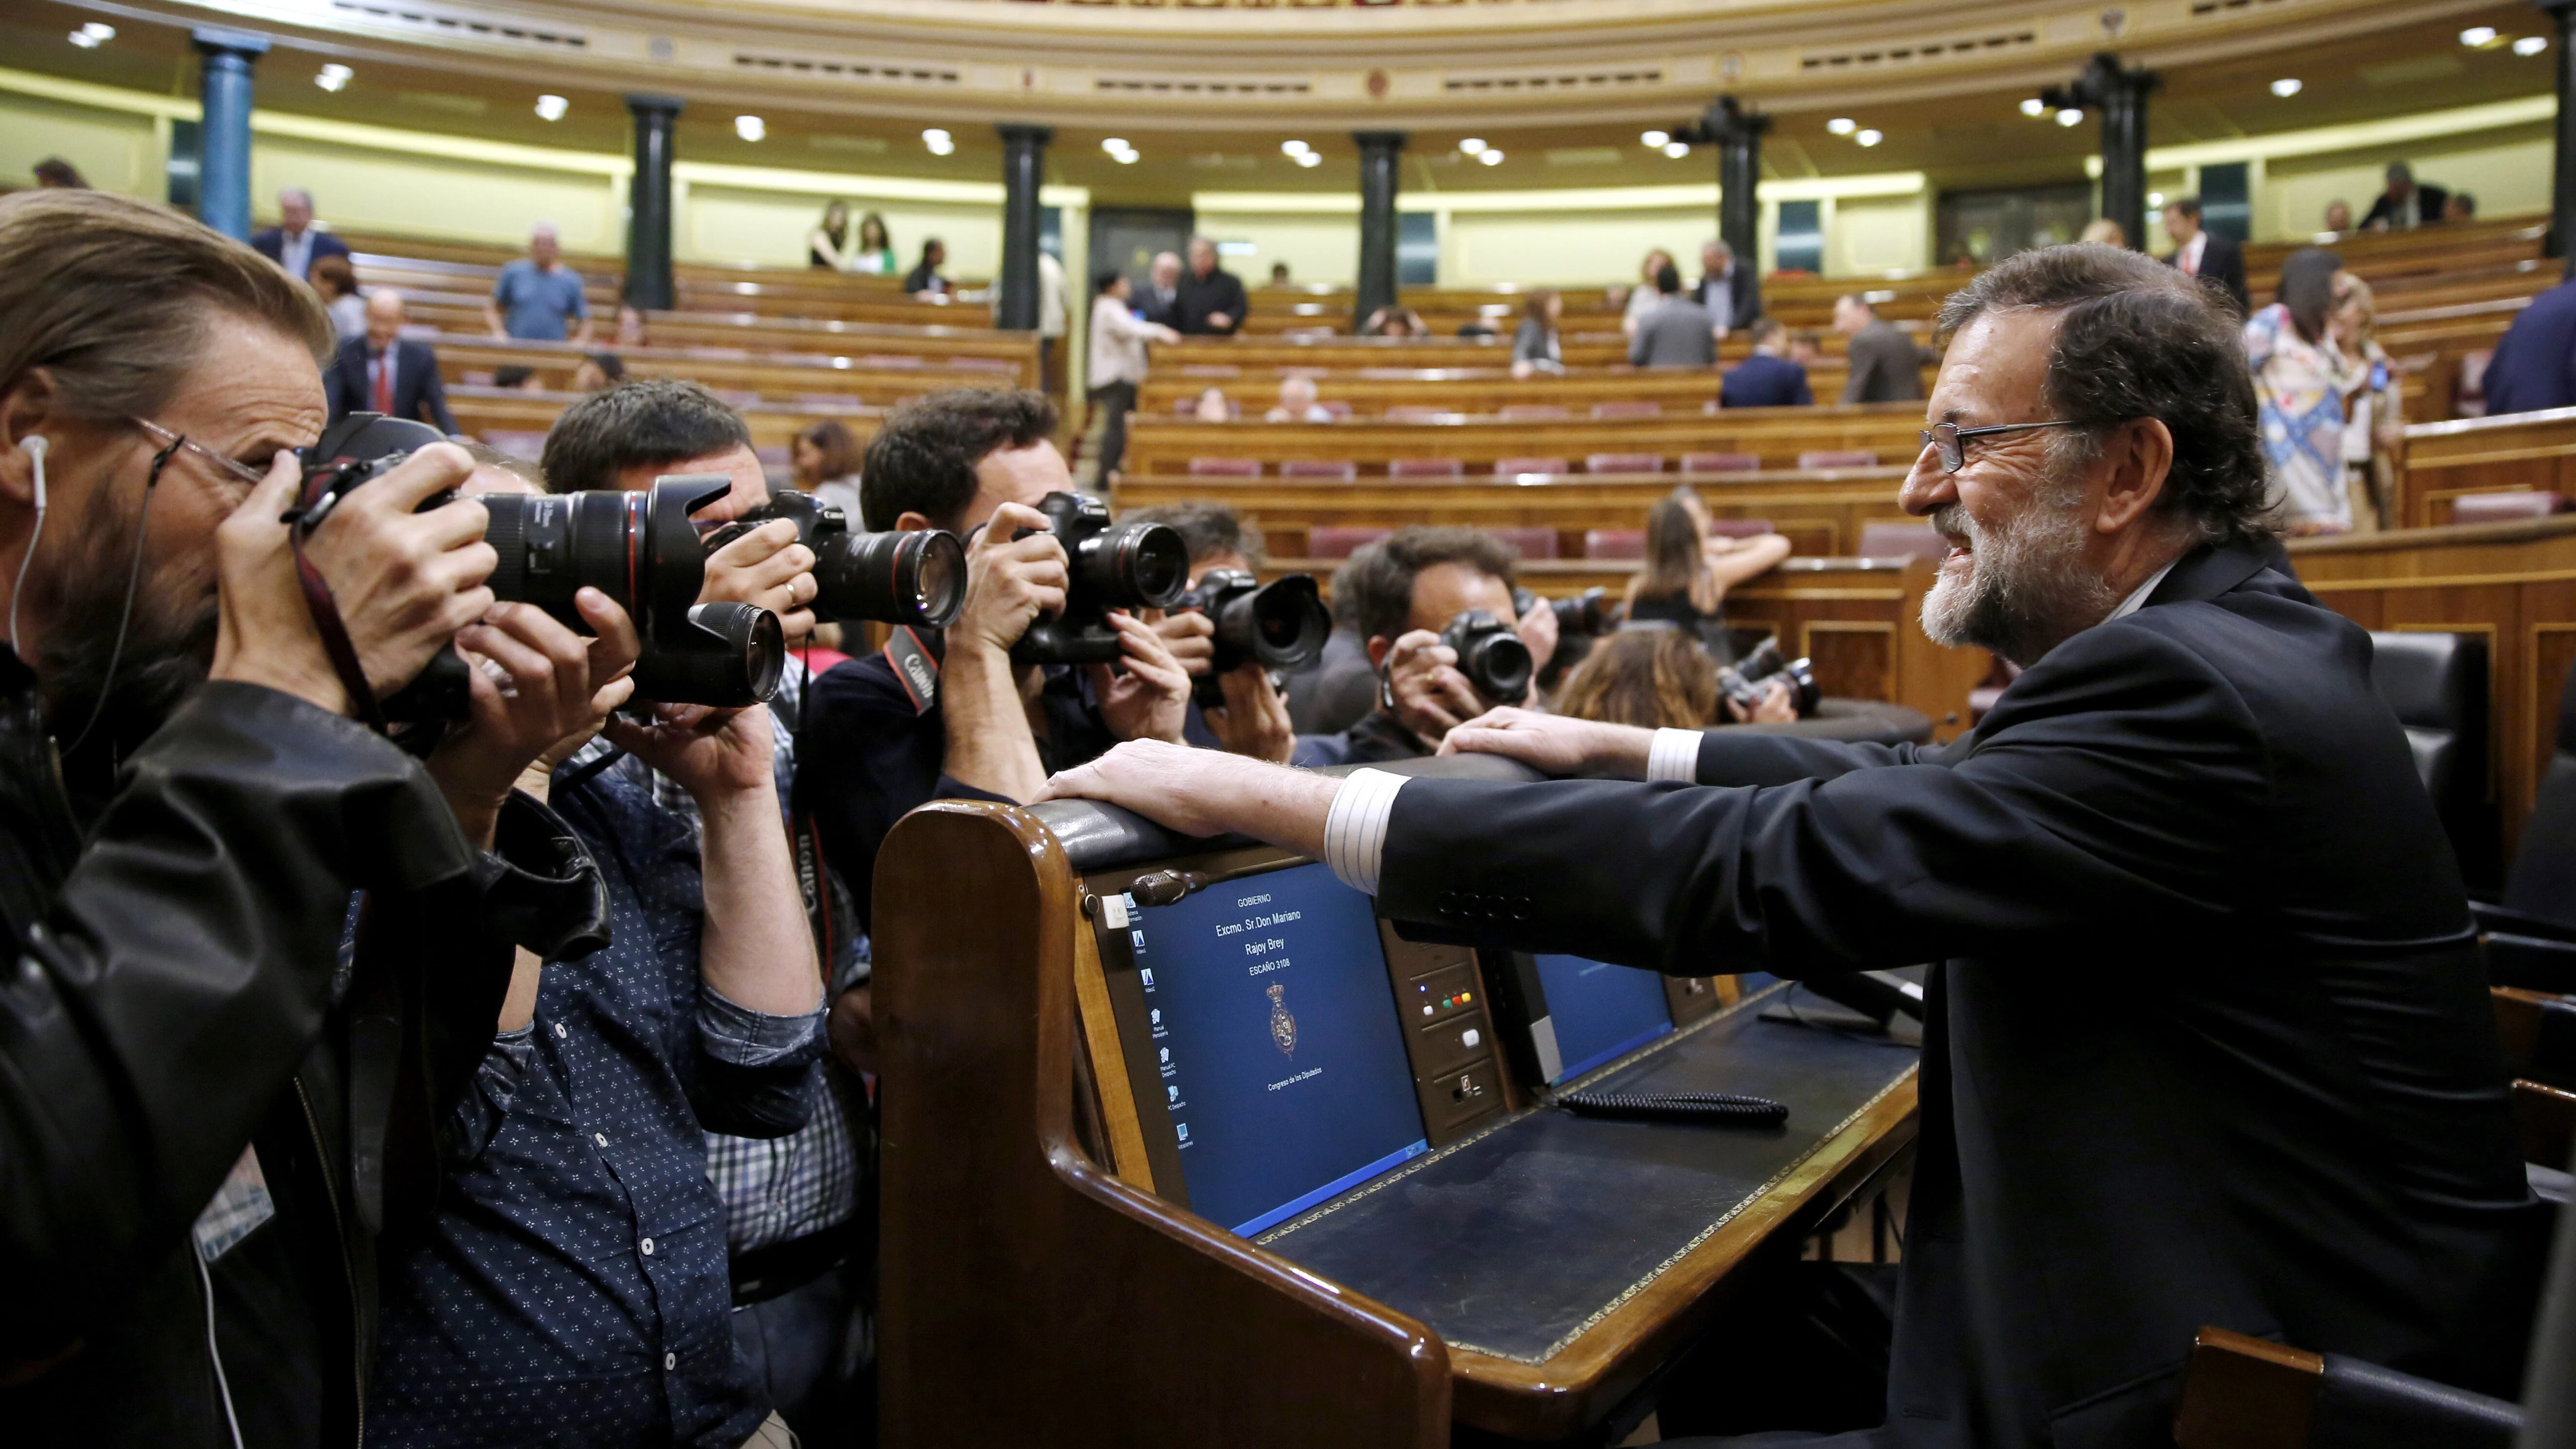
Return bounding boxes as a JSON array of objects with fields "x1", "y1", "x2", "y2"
[
  {"x1": 1183, "y1": 449, "x2": 1883, "y2": 478},
  {"x1": 1298, "y1": 518, "x2": 1946, "y2": 562}
]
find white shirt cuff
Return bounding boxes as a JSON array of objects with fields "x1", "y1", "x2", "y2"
[
  {"x1": 1322, "y1": 768, "x2": 1408, "y2": 897},
  {"x1": 1646, "y1": 727, "x2": 1706, "y2": 784}
]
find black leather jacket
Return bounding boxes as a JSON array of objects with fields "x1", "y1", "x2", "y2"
[{"x1": 0, "y1": 652, "x2": 604, "y2": 1447}]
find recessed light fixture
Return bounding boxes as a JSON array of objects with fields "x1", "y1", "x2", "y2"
[
  {"x1": 1113, "y1": 147, "x2": 1140, "y2": 165},
  {"x1": 68, "y1": 21, "x2": 114, "y2": 47},
  {"x1": 1826, "y1": 117, "x2": 1858, "y2": 136},
  {"x1": 2461, "y1": 25, "x2": 2500, "y2": 47},
  {"x1": 923, "y1": 128, "x2": 955, "y2": 155},
  {"x1": 2147, "y1": 191, "x2": 2164, "y2": 206},
  {"x1": 2269, "y1": 77, "x2": 2302, "y2": 97},
  {"x1": 1663, "y1": 141, "x2": 1691, "y2": 158},
  {"x1": 315, "y1": 63, "x2": 353, "y2": 91},
  {"x1": 1459, "y1": 138, "x2": 1489, "y2": 155},
  {"x1": 2517, "y1": 34, "x2": 2551, "y2": 55},
  {"x1": 735, "y1": 115, "x2": 766, "y2": 142},
  {"x1": 1854, "y1": 129, "x2": 1883, "y2": 147},
  {"x1": 1640, "y1": 129, "x2": 1670, "y2": 147},
  {"x1": 1281, "y1": 139, "x2": 1310, "y2": 156},
  {"x1": 1104, "y1": 137, "x2": 1130, "y2": 152},
  {"x1": 1295, "y1": 152, "x2": 1320, "y2": 168},
  {"x1": 535, "y1": 94, "x2": 569, "y2": 121},
  {"x1": 2019, "y1": 97, "x2": 2047, "y2": 117},
  {"x1": 2056, "y1": 108, "x2": 2085, "y2": 127},
  {"x1": 1478, "y1": 149, "x2": 1504, "y2": 165}
]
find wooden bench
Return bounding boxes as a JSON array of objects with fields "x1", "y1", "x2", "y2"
[
  {"x1": 447, "y1": 388, "x2": 883, "y2": 453},
  {"x1": 2398, "y1": 408, "x2": 2576, "y2": 529},
  {"x1": 397, "y1": 295, "x2": 1042, "y2": 383},
  {"x1": 422, "y1": 333, "x2": 1024, "y2": 406},
  {"x1": 1138, "y1": 362, "x2": 1883, "y2": 420},
  {"x1": 1123, "y1": 403, "x2": 1929, "y2": 477}
]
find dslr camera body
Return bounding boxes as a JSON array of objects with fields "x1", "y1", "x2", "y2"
[
  {"x1": 703, "y1": 490, "x2": 966, "y2": 630},
  {"x1": 1007, "y1": 491, "x2": 1189, "y2": 666},
  {"x1": 1168, "y1": 569, "x2": 1331, "y2": 708},
  {"x1": 1439, "y1": 609, "x2": 1534, "y2": 707},
  {"x1": 1717, "y1": 635, "x2": 1820, "y2": 719},
  {"x1": 297, "y1": 414, "x2": 783, "y2": 724}
]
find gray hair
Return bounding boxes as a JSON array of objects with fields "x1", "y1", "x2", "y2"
[{"x1": 279, "y1": 186, "x2": 314, "y2": 208}]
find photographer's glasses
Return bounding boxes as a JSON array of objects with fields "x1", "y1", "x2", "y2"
[
  {"x1": 129, "y1": 417, "x2": 269, "y2": 489},
  {"x1": 1918, "y1": 419, "x2": 2085, "y2": 474}
]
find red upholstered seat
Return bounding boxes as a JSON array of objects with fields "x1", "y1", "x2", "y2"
[
  {"x1": 479, "y1": 430, "x2": 552, "y2": 460},
  {"x1": 1682, "y1": 452, "x2": 1762, "y2": 474},
  {"x1": 1280, "y1": 459, "x2": 1358, "y2": 480},
  {"x1": 1585, "y1": 452, "x2": 1664, "y2": 474},
  {"x1": 1493, "y1": 457, "x2": 1570, "y2": 477},
  {"x1": 1320, "y1": 400, "x2": 1355, "y2": 419},
  {"x1": 755, "y1": 444, "x2": 791, "y2": 470},
  {"x1": 1309, "y1": 525, "x2": 1393, "y2": 560},
  {"x1": 1387, "y1": 458, "x2": 1464, "y2": 478},
  {"x1": 857, "y1": 354, "x2": 924, "y2": 369},
  {"x1": 1488, "y1": 526, "x2": 1560, "y2": 560},
  {"x1": 1385, "y1": 406, "x2": 1448, "y2": 422},
  {"x1": 1799, "y1": 449, "x2": 1880, "y2": 469},
  {"x1": 1498, "y1": 405, "x2": 1570, "y2": 422},
  {"x1": 1591, "y1": 401, "x2": 1664, "y2": 419},
  {"x1": 950, "y1": 357, "x2": 1016, "y2": 374},
  {"x1": 799, "y1": 394, "x2": 863, "y2": 410},
  {"x1": 1708, "y1": 518, "x2": 1775, "y2": 539},
  {"x1": 1188, "y1": 457, "x2": 1262, "y2": 478},
  {"x1": 1858, "y1": 520, "x2": 1950, "y2": 562},
  {"x1": 1179, "y1": 364, "x2": 1242, "y2": 378},
  {"x1": 1584, "y1": 529, "x2": 1646, "y2": 559},
  {"x1": 2450, "y1": 490, "x2": 2566, "y2": 524}
]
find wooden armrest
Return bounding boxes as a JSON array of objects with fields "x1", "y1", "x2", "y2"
[
  {"x1": 2515, "y1": 1078, "x2": 2576, "y2": 1171},
  {"x1": 2174, "y1": 1325, "x2": 2320, "y2": 1449}
]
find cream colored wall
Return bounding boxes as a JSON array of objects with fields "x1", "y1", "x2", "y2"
[
  {"x1": 1444, "y1": 206, "x2": 1717, "y2": 287},
  {"x1": 250, "y1": 135, "x2": 624, "y2": 251},
  {"x1": 684, "y1": 184, "x2": 1001, "y2": 274},
  {"x1": 1188, "y1": 210, "x2": 1360, "y2": 288},
  {"x1": 1825, "y1": 195, "x2": 1930, "y2": 276},
  {"x1": 0, "y1": 90, "x2": 163, "y2": 195},
  {"x1": 2260, "y1": 124, "x2": 2550, "y2": 238}
]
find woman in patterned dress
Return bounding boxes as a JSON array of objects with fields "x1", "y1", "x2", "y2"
[{"x1": 2244, "y1": 248, "x2": 2358, "y2": 534}]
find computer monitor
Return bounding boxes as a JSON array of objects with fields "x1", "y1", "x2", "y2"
[
  {"x1": 1099, "y1": 860, "x2": 1437, "y2": 1235},
  {"x1": 1484, "y1": 953, "x2": 1728, "y2": 1090}
]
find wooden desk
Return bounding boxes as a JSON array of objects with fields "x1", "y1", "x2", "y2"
[
  {"x1": 1124, "y1": 403, "x2": 1929, "y2": 477},
  {"x1": 425, "y1": 333, "x2": 1018, "y2": 404},
  {"x1": 2400, "y1": 407, "x2": 2576, "y2": 528}
]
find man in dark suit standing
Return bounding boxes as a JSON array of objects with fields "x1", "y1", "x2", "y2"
[
  {"x1": 1720, "y1": 318, "x2": 1814, "y2": 407},
  {"x1": 1692, "y1": 239, "x2": 1762, "y2": 338},
  {"x1": 2360, "y1": 162, "x2": 2449, "y2": 230},
  {"x1": 1040, "y1": 245, "x2": 2542, "y2": 1449},
  {"x1": 1629, "y1": 264, "x2": 1718, "y2": 369},
  {"x1": 249, "y1": 186, "x2": 350, "y2": 281},
  {"x1": 1175, "y1": 236, "x2": 1247, "y2": 336},
  {"x1": 1137, "y1": 251, "x2": 1184, "y2": 330},
  {"x1": 2158, "y1": 196, "x2": 2249, "y2": 316},
  {"x1": 324, "y1": 288, "x2": 458, "y2": 434},
  {"x1": 1834, "y1": 295, "x2": 1929, "y2": 403}
]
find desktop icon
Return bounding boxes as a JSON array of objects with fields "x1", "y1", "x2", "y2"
[
  {"x1": 1167, "y1": 1085, "x2": 1179, "y2": 1103},
  {"x1": 1139, "y1": 968, "x2": 1155, "y2": 989},
  {"x1": 1149, "y1": 1009, "x2": 1162, "y2": 1026},
  {"x1": 1175, "y1": 1123, "x2": 1190, "y2": 1142},
  {"x1": 1158, "y1": 1047, "x2": 1169, "y2": 1064}
]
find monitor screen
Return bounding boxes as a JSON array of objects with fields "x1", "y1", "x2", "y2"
[
  {"x1": 1126, "y1": 861, "x2": 1430, "y2": 1235},
  {"x1": 1533, "y1": 954, "x2": 1674, "y2": 1084}
]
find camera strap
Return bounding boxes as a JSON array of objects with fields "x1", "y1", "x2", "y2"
[
  {"x1": 882, "y1": 626, "x2": 943, "y2": 716},
  {"x1": 286, "y1": 471, "x2": 390, "y2": 734}
]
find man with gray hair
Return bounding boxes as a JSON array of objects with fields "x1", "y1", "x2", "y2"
[
  {"x1": 1038, "y1": 244, "x2": 2541, "y2": 1446},
  {"x1": 1176, "y1": 235, "x2": 1247, "y2": 335},
  {"x1": 1692, "y1": 237, "x2": 1762, "y2": 337},
  {"x1": 2361, "y1": 160, "x2": 2448, "y2": 230},
  {"x1": 250, "y1": 185, "x2": 350, "y2": 280},
  {"x1": 483, "y1": 222, "x2": 594, "y2": 345}
]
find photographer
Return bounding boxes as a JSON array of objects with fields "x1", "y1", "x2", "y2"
[
  {"x1": 1127, "y1": 500, "x2": 1301, "y2": 765},
  {"x1": 1298, "y1": 526, "x2": 1558, "y2": 764},
  {"x1": 0, "y1": 190, "x2": 601, "y2": 1444}
]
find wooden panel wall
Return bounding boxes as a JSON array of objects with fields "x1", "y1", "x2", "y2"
[{"x1": 2401, "y1": 408, "x2": 2576, "y2": 528}]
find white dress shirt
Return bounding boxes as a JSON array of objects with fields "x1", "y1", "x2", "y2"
[
  {"x1": 278, "y1": 228, "x2": 316, "y2": 283},
  {"x1": 2174, "y1": 232, "x2": 2208, "y2": 278}
]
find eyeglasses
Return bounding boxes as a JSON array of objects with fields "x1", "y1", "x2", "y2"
[
  {"x1": 1917, "y1": 419, "x2": 2086, "y2": 474},
  {"x1": 128, "y1": 417, "x2": 270, "y2": 488}
]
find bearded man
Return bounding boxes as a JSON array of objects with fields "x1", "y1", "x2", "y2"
[{"x1": 1035, "y1": 245, "x2": 2543, "y2": 1448}]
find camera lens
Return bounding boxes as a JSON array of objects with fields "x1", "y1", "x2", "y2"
[
  {"x1": 1461, "y1": 631, "x2": 1534, "y2": 705},
  {"x1": 629, "y1": 602, "x2": 784, "y2": 708},
  {"x1": 1231, "y1": 576, "x2": 1330, "y2": 672},
  {"x1": 1080, "y1": 520, "x2": 1188, "y2": 609},
  {"x1": 483, "y1": 491, "x2": 648, "y2": 618},
  {"x1": 816, "y1": 529, "x2": 967, "y2": 629}
]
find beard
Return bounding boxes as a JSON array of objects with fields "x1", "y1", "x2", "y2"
[{"x1": 1917, "y1": 471, "x2": 2121, "y2": 667}]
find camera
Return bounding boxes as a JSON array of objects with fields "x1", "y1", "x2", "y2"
[
  {"x1": 298, "y1": 414, "x2": 784, "y2": 719},
  {"x1": 1007, "y1": 491, "x2": 1190, "y2": 665},
  {"x1": 1513, "y1": 585, "x2": 1616, "y2": 638},
  {"x1": 1170, "y1": 569, "x2": 1331, "y2": 707},
  {"x1": 1440, "y1": 609, "x2": 1534, "y2": 706},
  {"x1": 1717, "y1": 636, "x2": 1820, "y2": 719},
  {"x1": 702, "y1": 491, "x2": 965, "y2": 630}
]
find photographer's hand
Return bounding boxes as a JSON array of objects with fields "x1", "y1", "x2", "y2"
[
  {"x1": 1438, "y1": 706, "x2": 1656, "y2": 777},
  {"x1": 1515, "y1": 599, "x2": 1561, "y2": 680},
  {"x1": 1383, "y1": 630, "x2": 1484, "y2": 746},
  {"x1": 1723, "y1": 679, "x2": 1797, "y2": 725},
  {"x1": 211, "y1": 443, "x2": 498, "y2": 716},
  {"x1": 1204, "y1": 661, "x2": 1295, "y2": 763},
  {"x1": 703, "y1": 519, "x2": 818, "y2": 646},
  {"x1": 942, "y1": 503, "x2": 1066, "y2": 803},
  {"x1": 427, "y1": 590, "x2": 640, "y2": 849},
  {"x1": 1090, "y1": 612, "x2": 1190, "y2": 746},
  {"x1": 1149, "y1": 608, "x2": 1216, "y2": 677}
]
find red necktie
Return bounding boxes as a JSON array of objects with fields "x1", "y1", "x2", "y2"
[{"x1": 372, "y1": 351, "x2": 394, "y2": 414}]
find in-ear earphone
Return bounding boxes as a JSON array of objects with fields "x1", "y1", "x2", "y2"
[{"x1": 10, "y1": 434, "x2": 50, "y2": 654}]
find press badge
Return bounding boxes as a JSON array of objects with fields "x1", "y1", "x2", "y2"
[{"x1": 192, "y1": 1144, "x2": 277, "y2": 1264}]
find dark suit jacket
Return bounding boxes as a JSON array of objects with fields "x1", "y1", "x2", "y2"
[
  {"x1": 1137, "y1": 284, "x2": 1183, "y2": 331},
  {"x1": 1628, "y1": 298, "x2": 1718, "y2": 368},
  {"x1": 1176, "y1": 268, "x2": 1248, "y2": 335},
  {"x1": 1693, "y1": 266, "x2": 1762, "y2": 331},
  {"x1": 1371, "y1": 539, "x2": 2543, "y2": 1449},
  {"x1": 250, "y1": 227, "x2": 351, "y2": 271},
  {"x1": 1720, "y1": 352, "x2": 1813, "y2": 408},
  {"x1": 2480, "y1": 277, "x2": 2576, "y2": 416},
  {"x1": 323, "y1": 337, "x2": 458, "y2": 435},
  {"x1": 2165, "y1": 232, "x2": 2250, "y2": 316},
  {"x1": 2361, "y1": 184, "x2": 2448, "y2": 230},
  {"x1": 1842, "y1": 319, "x2": 1928, "y2": 404}
]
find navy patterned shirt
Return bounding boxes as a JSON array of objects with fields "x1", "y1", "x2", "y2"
[{"x1": 368, "y1": 762, "x2": 824, "y2": 1449}]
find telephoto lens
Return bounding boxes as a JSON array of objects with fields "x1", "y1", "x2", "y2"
[
  {"x1": 628, "y1": 602, "x2": 784, "y2": 708},
  {"x1": 702, "y1": 491, "x2": 966, "y2": 629},
  {"x1": 1439, "y1": 608, "x2": 1535, "y2": 706},
  {"x1": 1717, "y1": 636, "x2": 1821, "y2": 718},
  {"x1": 1171, "y1": 569, "x2": 1331, "y2": 707},
  {"x1": 1515, "y1": 584, "x2": 1616, "y2": 637},
  {"x1": 1010, "y1": 491, "x2": 1190, "y2": 665}
]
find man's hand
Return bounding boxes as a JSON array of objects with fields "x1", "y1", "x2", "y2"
[
  {"x1": 1149, "y1": 609, "x2": 1216, "y2": 677},
  {"x1": 1090, "y1": 613, "x2": 1190, "y2": 745},
  {"x1": 1723, "y1": 680, "x2": 1797, "y2": 725},
  {"x1": 1037, "y1": 738, "x2": 1334, "y2": 854},
  {"x1": 702, "y1": 519, "x2": 817, "y2": 645},
  {"x1": 1206, "y1": 312, "x2": 1234, "y2": 331},
  {"x1": 1382, "y1": 630, "x2": 1488, "y2": 746},
  {"x1": 953, "y1": 502, "x2": 1067, "y2": 659},
  {"x1": 1438, "y1": 706, "x2": 1657, "y2": 778},
  {"x1": 211, "y1": 444, "x2": 498, "y2": 717},
  {"x1": 1204, "y1": 662, "x2": 1294, "y2": 763},
  {"x1": 427, "y1": 590, "x2": 641, "y2": 847},
  {"x1": 605, "y1": 702, "x2": 776, "y2": 805},
  {"x1": 1515, "y1": 601, "x2": 1560, "y2": 680}
]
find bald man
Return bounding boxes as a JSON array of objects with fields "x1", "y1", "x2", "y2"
[{"x1": 325, "y1": 287, "x2": 460, "y2": 433}]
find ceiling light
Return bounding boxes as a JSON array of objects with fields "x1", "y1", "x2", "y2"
[
  {"x1": 2517, "y1": 34, "x2": 2551, "y2": 55},
  {"x1": 1104, "y1": 137, "x2": 1130, "y2": 152},
  {"x1": 68, "y1": 21, "x2": 114, "y2": 48},
  {"x1": 2147, "y1": 191, "x2": 2164, "y2": 206},
  {"x1": 1663, "y1": 141, "x2": 1691, "y2": 158},
  {"x1": 1854, "y1": 129, "x2": 1883, "y2": 147},
  {"x1": 1294, "y1": 152, "x2": 1321, "y2": 168},
  {"x1": 1114, "y1": 149, "x2": 1140, "y2": 165},
  {"x1": 1460, "y1": 138, "x2": 1489, "y2": 154},
  {"x1": 2056, "y1": 108, "x2": 2085, "y2": 127},
  {"x1": 2019, "y1": 97, "x2": 2046, "y2": 117},
  {"x1": 1478, "y1": 149, "x2": 1504, "y2": 165},
  {"x1": 1826, "y1": 117, "x2": 1858, "y2": 136},
  {"x1": 2269, "y1": 77, "x2": 2302, "y2": 97},
  {"x1": 315, "y1": 63, "x2": 353, "y2": 92},
  {"x1": 1281, "y1": 139, "x2": 1310, "y2": 156},
  {"x1": 2461, "y1": 25, "x2": 2500, "y2": 47},
  {"x1": 923, "y1": 127, "x2": 954, "y2": 155},
  {"x1": 1641, "y1": 129, "x2": 1670, "y2": 147},
  {"x1": 735, "y1": 115, "x2": 766, "y2": 142},
  {"x1": 535, "y1": 94, "x2": 569, "y2": 121}
]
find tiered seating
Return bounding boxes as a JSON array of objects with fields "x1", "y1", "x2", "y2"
[{"x1": 1122, "y1": 402, "x2": 1924, "y2": 476}]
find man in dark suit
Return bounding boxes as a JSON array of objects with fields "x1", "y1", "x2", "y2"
[
  {"x1": 2158, "y1": 196, "x2": 2249, "y2": 316},
  {"x1": 1039, "y1": 245, "x2": 2543, "y2": 1448},
  {"x1": 1721, "y1": 318, "x2": 1814, "y2": 407},
  {"x1": 2360, "y1": 162, "x2": 2449, "y2": 230},
  {"x1": 249, "y1": 186, "x2": 350, "y2": 281},
  {"x1": 1137, "y1": 251, "x2": 1184, "y2": 330},
  {"x1": 1630, "y1": 264, "x2": 1719, "y2": 369},
  {"x1": 1835, "y1": 295, "x2": 1929, "y2": 403},
  {"x1": 2481, "y1": 275, "x2": 2576, "y2": 415},
  {"x1": 1692, "y1": 239, "x2": 1762, "y2": 337},
  {"x1": 1175, "y1": 236, "x2": 1248, "y2": 336},
  {"x1": 324, "y1": 288, "x2": 457, "y2": 434}
]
